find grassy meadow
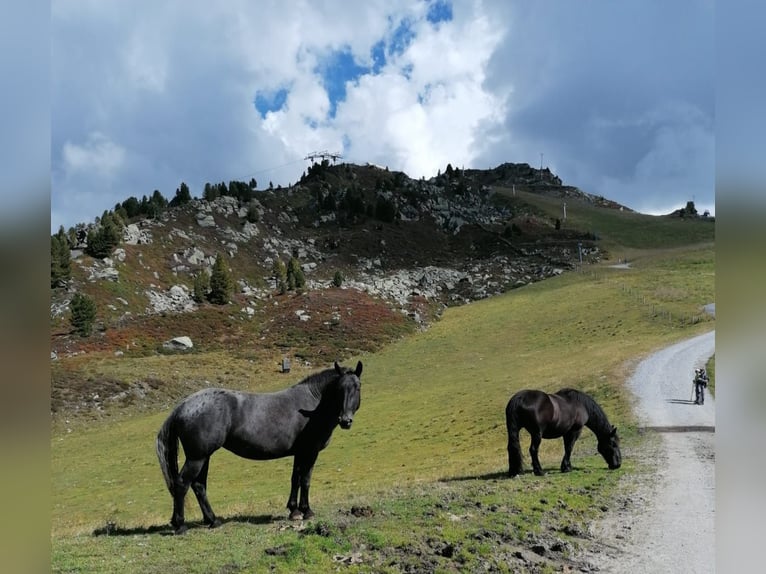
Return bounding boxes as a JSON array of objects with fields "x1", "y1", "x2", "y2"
[{"x1": 51, "y1": 232, "x2": 714, "y2": 572}]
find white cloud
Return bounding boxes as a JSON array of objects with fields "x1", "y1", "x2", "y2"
[
  {"x1": 51, "y1": 1, "x2": 713, "y2": 231},
  {"x1": 62, "y1": 132, "x2": 126, "y2": 178},
  {"x1": 258, "y1": 2, "x2": 507, "y2": 178}
]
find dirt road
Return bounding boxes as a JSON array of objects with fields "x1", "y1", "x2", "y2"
[{"x1": 586, "y1": 330, "x2": 715, "y2": 573}]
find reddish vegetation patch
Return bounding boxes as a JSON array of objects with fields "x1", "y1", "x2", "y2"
[
  {"x1": 257, "y1": 287, "x2": 414, "y2": 362},
  {"x1": 50, "y1": 286, "x2": 417, "y2": 419}
]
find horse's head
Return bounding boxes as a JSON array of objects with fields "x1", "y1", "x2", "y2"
[
  {"x1": 597, "y1": 425, "x2": 622, "y2": 470},
  {"x1": 335, "y1": 361, "x2": 363, "y2": 429}
]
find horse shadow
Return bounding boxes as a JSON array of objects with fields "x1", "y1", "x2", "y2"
[
  {"x1": 441, "y1": 470, "x2": 518, "y2": 482},
  {"x1": 92, "y1": 514, "x2": 276, "y2": 537},
  {"x1": 441, "y1": 465, "x2": 609, "y2": 482}
]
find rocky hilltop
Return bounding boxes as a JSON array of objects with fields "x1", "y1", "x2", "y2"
[{"x1": 50, "y1": 162, "x2": 615, "y2": 367}]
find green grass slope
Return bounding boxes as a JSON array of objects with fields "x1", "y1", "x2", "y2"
[
  {"x1": 495, "y1": 186, "x2": 714, "y2": 253},
  {"x1": 51, "y1": 240, "x2": 714, "y2": 572}
]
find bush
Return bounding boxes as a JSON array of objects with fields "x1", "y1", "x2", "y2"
[
  {"x1": 246, "y1": 203, "x2": 260, "y2": 223},
  {"x1": 70, "y1": 293, "x2": 97, "y2": 337},
  {"x1": 375, "y1": 196, "x2": 397, "y2": 223},
  {"x1": 332, "y1": 271, "x2": 344, "y2": 287}
]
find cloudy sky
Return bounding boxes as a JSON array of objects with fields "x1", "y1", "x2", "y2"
[{"x1": 51, "y1": 0, "x2": 714, "y2": 232}]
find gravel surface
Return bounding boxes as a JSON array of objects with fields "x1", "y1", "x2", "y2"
[{"x1": 585, "y1": 330, "x2": 715, "y2": 573}]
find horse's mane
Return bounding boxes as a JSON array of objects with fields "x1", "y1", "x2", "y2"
[
  {"x1": 555, "y1": 388, "x2": 612, "y2": 437},
  {"x1": 296, "y1": 367, "x2": 345, "y2": 397}
]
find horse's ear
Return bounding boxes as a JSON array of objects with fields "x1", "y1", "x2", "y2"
[
  {"x1": 611, "y1": 426, "x2": 618, "y2": 436},
  {"x1": 355, "y1": 361, "x2": 363, "y2": 377},
  {"x1": 334, "y1": 361, "x2": 342, "y2": 374}
]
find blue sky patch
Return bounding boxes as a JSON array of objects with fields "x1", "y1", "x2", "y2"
[
  {"x1": 370, "y1": 40, "x2": 386, "y2": 73},
  {"x1": 388, "y1": 18, "x2": 416, "y2": 57},
  {"x1": 315, "y1": 47, "x2": 370, "y2": 118},
  {"x1": 254, "y1": 87, "x2": 289, "y2": 118},
  {"x1": 426, "y1": 0, "x2": 453, "y2": 26}
]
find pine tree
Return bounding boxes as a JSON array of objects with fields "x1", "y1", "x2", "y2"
[
  {"x1": 208, "y1": 253, "x2": 232, "y2": 305},
  {"x1": 70, "y1": 292, "x2": 97, "y2": 337},
  {"x1": 85, "y1": 212, "x2": 122, "y2": 258},
  {"x1": 170, "y1": 182, "x2": 192, "y2": 207},
  {"x1": 272, "y1": 257, "x2": 287, "y2": 293},
  {"x1": 50, "y1": 230, "x2": 71, "y2": 288},
  {"x1": 192, "y1": 269, "x2": 210, "y2": 303},
  {"x1": 287, "y1": 257, "x2": 305, "y2": 291}
]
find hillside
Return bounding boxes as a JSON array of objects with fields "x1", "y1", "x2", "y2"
[{"x1": 49, "y1": 161, "x2": 712, "y2": 419}]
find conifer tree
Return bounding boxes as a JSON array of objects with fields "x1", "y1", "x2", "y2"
[
  {"x1": 85, "y1": 212, "x2": 122, "y2": 258},
  {"x1": 192, "y1": 269, "x2": 210, "y2": 303},
  {"x1": 50, "y1": 227, "x2": 71, "y2": 288},
  {"x1": 208, "y1": 253, "x2": 232, "y2": 305},
  {"x1": 287, "y1": 257, "x2": 305, "y2": 291},
  {"x1": 70, "y1": 292, "x2": 97, "y2": 337},
  {"x1": 272, "y1": 257, "x2": 287, "y2": 293}
]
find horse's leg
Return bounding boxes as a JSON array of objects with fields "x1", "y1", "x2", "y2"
[
  {"x1": 529, "y1": 431, "x2": 545, "y2": 476},
  {"x1": 190, "y1": 457, "x2": 221, "y2": 528},
  {"x1": 507, "y1": 429, "x2": 524, "y2": 477},
  {"x1": 172, "y1": 457, "x2": 207, "y2": 534},
  {"x1": 287, "y1": 457, "x2": 302, "y2": 520},
  {"x1": 560, "y1": 429, "x2": 581, "y2": 473},
  {"x1": 297, "y1": 451, "x2": 319, "y2": 519}
]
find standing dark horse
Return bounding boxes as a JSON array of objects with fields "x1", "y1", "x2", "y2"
[
  {"x1": 505, "y1": 388, "x2": 621, "y2": 477},
  {"x1": 156, "y1": 361, "x2": 363, "y2": 534}
]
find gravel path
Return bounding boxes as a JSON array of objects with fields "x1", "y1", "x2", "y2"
[{"x1": 586, "y1": 330, "x2": 715, "y2": 573}]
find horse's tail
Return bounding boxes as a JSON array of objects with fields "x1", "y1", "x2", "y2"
[
  {"x1": 156, "y1": 413, "x2": 179, "y2": 494},
  {"x1": 505, "y1": 393, "x2": 525, "y2": 476}
]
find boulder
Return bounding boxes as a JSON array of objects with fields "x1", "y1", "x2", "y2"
[{"x1": 163, "y1": 336, "x2": 193, "y2": 351}]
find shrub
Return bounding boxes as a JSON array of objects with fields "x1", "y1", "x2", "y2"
[
  {"x1": 332, "y1": 271, "x2": 344, "y2": 287},
  {"x1": 246, "y1": 203, "x2": 260, "y2": 223},
  {"x1": 375, "y1": 195, "x2": 397, "y2": 223}
]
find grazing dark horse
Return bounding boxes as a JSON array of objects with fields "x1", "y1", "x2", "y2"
[
  {"x1": 505, "y1": 388, "x2": 621, "y2": 477},
  {"x1": 156, "y1": 361, "x2": 363, "y2": 534}
]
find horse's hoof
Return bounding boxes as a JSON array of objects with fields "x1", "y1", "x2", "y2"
[
  {"x1": 534, "y1": 470, "x2": 546, "y2": 477},
  {"x1": 208, "y1": 518, "x2": 222, "y2": 529},
  {"x1": 174, "y1": 524, "x2": 189, "y2": 535},
  {"x1": 302, "y1": 509, "x2": 315, "y2": 520},
  {"x1": 289, "y1": 509, "x2": 303, "y2": 521}
]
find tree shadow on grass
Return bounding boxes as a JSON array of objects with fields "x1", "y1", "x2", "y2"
[{"x1": 92, "y1": 514, "x2": 277, "y2": 537}]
